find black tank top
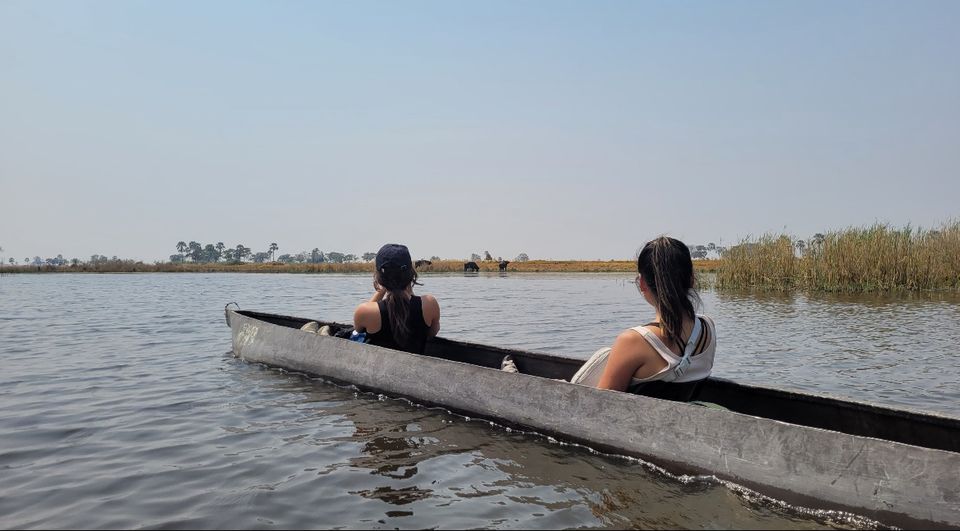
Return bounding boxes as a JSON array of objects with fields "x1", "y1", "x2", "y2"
[{"x1": 367, "y1": 295, "x2": 430, "y2": 354}]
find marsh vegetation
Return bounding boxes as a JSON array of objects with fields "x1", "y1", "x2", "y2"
[{"x1": 716, "y1": 222, "x2": 960, "y2": 292}]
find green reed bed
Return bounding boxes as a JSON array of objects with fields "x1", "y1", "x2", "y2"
[{"x1": 716, "y1": 222, "x2": 960, "y2": 292}]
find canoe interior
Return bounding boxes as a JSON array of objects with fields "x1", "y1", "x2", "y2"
[{"x1": 234, "y1": 310, "x2": 960, "y2": 455}]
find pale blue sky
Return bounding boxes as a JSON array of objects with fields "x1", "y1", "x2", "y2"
[{"x1": 1, "y1": 0, "x2": 958, "y2": 263}]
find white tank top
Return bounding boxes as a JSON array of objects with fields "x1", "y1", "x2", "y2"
[{"x1": 631, "y1": 314, "x2": 717, "y2": 383}]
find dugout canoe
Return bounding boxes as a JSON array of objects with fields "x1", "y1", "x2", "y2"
[{"x1": 225, "y1": 307, "x2": 960, "y2": 528}]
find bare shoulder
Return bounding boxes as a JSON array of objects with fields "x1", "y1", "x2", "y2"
[
  {"x1": 353, "y1": 301, "x2": 380, "y2": 329},
  {"x1": 598, "y1": 328, "x2": 659, "y2": 390},
  {"x1": 613, "y1": 328, "x2": 649, "y2": 352},
  {"x1": 611, "y1": 327, "x2": 660, "y2": 364},
  {"x1": 355, "y1": 300, "x2": 379, "y2": 314},
  {"x1": 420, "y1": 293, "x2": 440, "y2": 319}
]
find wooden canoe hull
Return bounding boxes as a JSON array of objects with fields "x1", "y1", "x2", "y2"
[{"x1": 226, "y1": 308, "x2": 960, "y2": 528}]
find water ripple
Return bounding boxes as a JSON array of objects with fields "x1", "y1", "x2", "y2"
[{"x1": 0, "y1": 272, "x2": 938, "y2": 529}]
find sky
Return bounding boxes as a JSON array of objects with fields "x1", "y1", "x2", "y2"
[{"x1": 1, "y1": 0, "x2": 958, "y2": 263}]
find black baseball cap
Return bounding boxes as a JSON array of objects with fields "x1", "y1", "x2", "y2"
[{"x1": 375, "y1": 243, "x2": 412, "y2": 272}]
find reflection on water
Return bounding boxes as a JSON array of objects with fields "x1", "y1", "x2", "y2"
[
  {"x1": 711, "y1": 288, "x2": 960, "y2": 413},
  {"x1": 1, "y1": 272, "x2": 949, "y2": 529}
]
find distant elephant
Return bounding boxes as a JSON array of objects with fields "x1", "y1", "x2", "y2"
[
  {"x1": 464, "y1": 261, "x2": 480, "y2": 272},
  {"x1": 415, "y1": 259, "x2": 432, "y2": 269},
  {"x1": 498, "y1": 260, "x2": 510, "y2": 272}
]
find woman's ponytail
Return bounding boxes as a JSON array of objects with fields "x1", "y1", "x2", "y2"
[
  {"x1": 375, "y1": 264, "x2": 417, "y2": 344},
  {"x1": 638, "y1": 237, "x2": 699, "y2": 350}
]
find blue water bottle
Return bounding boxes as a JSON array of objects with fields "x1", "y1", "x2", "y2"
[{"x1": 349, "y1": 330, "x2": 367, "y2": 343}]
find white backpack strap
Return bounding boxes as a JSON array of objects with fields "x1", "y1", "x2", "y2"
[{"x1": 661, "y1": 317, "x2": 702, "y2": 382}]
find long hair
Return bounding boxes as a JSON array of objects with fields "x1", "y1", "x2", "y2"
[
  {"x1": 638, "y1": 237, "x2": 700, "y2": 350},
  {"x1": 374, "y1": 264, "x2": 418, "y2": 345}
]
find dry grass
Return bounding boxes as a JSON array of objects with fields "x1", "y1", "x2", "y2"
[
  {"x1": 3, "y1": 259, "x2": 723, "y2": 274},
  {"x1": 716, "y1": 221, "x2": 960, "y2": 292}
]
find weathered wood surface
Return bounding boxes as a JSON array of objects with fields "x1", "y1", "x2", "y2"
[{"x1": 227, "y1": 308, "x2": 960, "y2": 528}]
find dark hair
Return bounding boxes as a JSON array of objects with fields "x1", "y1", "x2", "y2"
[
  {"x1": 374, "y1": 257, "x2": 418, "y2": 345},
  {"x1": 637, "y1": 237, "x2": 700, "y2": 350}
]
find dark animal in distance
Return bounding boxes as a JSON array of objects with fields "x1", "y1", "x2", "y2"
[
  {"x1": 498, "y1": 260, "x2": 510, "y2": 272},
  {"x1": 464, "y1": 261, "x2": 480, "y2": 272},
  {"x1": 415, "y1": 260, "x2": 432, "y2": 269}
]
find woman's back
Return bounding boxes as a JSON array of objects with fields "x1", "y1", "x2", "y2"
[
  {"x1": 627, "y1": 314, "x2": 716, "y2": 400},
  {"x1": 630, "y1": 314, "x2": 716, "y2": 384},
  {"x1": 367, "y1": 295, "x2": 431, "y2": 354},
  {"x1": 353, "y1": 243, "x2": 441, "y2": 355},
  {"x1": 590, "y1": 236, "x2": 715, "y2": 396}
]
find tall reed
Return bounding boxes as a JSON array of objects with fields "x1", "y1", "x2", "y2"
[{"x1": 716, "y1": 221, "x2": 960, "y2": 292}]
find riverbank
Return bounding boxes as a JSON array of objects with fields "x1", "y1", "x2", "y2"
[
  {"x1": 9, "y1": 221, "x2": 959, "y2": 293},
  {"x1": 1, "y1": 259, "x2": 723, "y2": 274}
]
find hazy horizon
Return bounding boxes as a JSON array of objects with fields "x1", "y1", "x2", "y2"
[{"x1": 2, "y1": 1, "x2": 958, "y2": 263}]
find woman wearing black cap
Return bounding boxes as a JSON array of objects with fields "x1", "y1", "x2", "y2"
[{"x1": 353, "y1": 244, "x2": 441, "y2": 354}]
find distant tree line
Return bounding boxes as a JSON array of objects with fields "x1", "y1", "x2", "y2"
[
  {"x1": 173, "y1": 243, "x2": 536, "y2": 265},
  {"x1": 0, "y1": 240, "x2": 730, "y2": 267},
  {"x1": 793, "y1": 233, "x2": 826, "y2": 257},
  {"x1": 0, "y1": 244, "x2": 534, "y2": 268},
  {"x1": 722, "y1": 233, "x2": 829, "y2": 258},
  {"x1": 172, "y1": 241, "x2": 382, "y2": 265},
  {"x1": 3, "y1": 254, "x2": 141, "y2": 268},
  {"x1": 687, "y1": 243, "x2": 727, "y2": 260},
  {"x1": 470, "y1": 251, "x2": 530, "y2": 262}
]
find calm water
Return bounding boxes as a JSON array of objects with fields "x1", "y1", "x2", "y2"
[{"x1": 2, "y1": 272, "x2": 958, "y2": 529}]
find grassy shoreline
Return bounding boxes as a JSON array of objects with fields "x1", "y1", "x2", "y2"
[
  {"x1": 10, "y1": 221, "x2": 957, "y2": 293},
  {"x1": 1, "y1": 259, "x2": 723, "y2": 274}
]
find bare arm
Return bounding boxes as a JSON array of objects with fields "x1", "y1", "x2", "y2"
[
  {"x1": 421, "y1": 294, "x2": 441, "y2": 338},
  {"x1": 353, "y1": 303, "x2": 372, "y2": 332},
  {"x1": 353, "y1": 281, "x2": 387, "y2": 332}
]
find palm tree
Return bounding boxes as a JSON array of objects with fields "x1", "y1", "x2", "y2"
[
  {"x1": 811, "y1": 233, "x2": 826, "y2": 249},
  {"x1": 269, "y1": 243, "x2": 278, "y2": 263},
  {"x1": 215, "y1": 242, "x2": 225, "y2": 262},
  {"x1": 176, "y1": 241, "x2": 187, "y2": 263},
  {"x1": 234, "y1": 244, "x2": 250, "y2": 263},
  {"x1": 202, "y1": 244, "x2": 218, "y2": 263},
  {"x1": 795, "y1": 239, "x2": 806, "y2": 256},
  {"x1": 188, "y1": 241, "x2": 202, "y2": 262}
]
